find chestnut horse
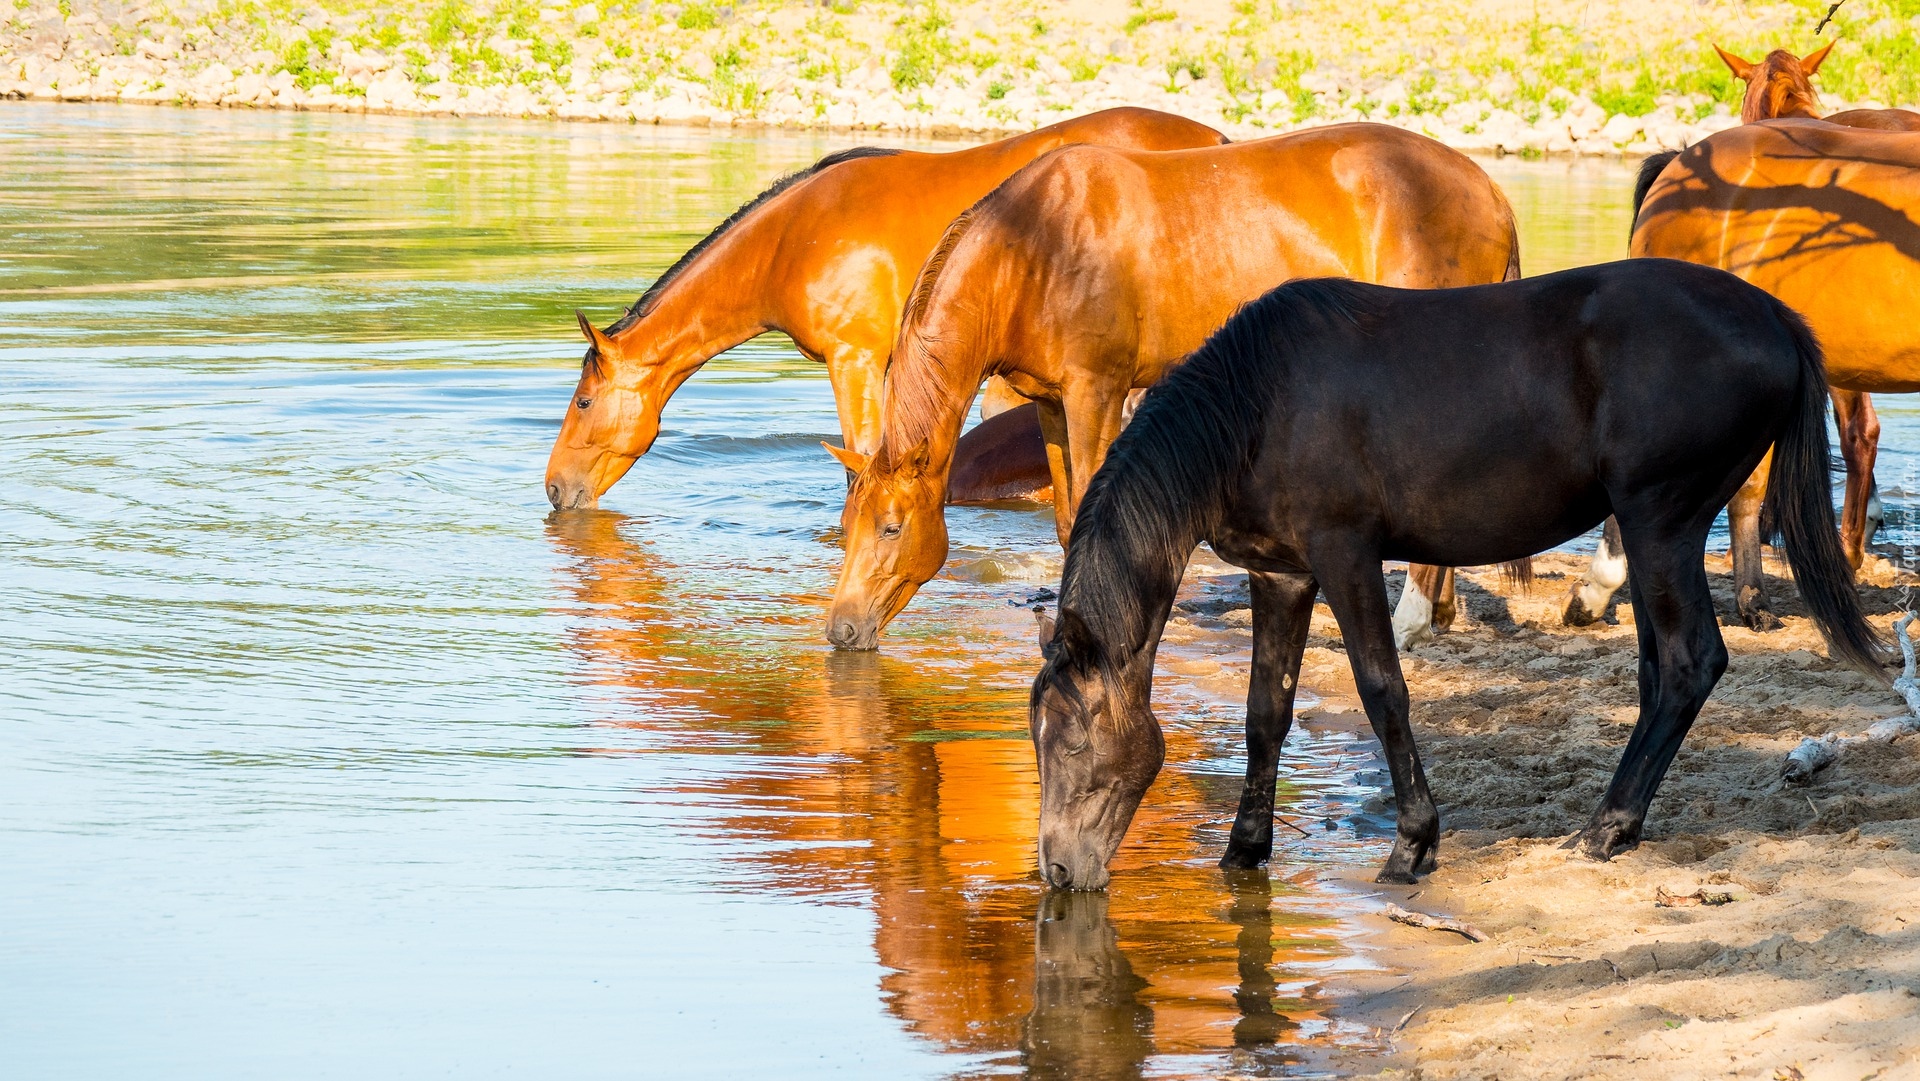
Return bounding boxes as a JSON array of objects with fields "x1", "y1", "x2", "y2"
[
  {"x1": 1714, "y1": 41, "x2": 1920, "y2": 132},
  {"x1": 1567, "y1": 120, "x2": 1920, "y2": 628},
  {"x1": 544, "y1": 107, "x2": 1223, "y2": 510},
  {"x1": 822, "y1": 124, "x2": 1522, "y2": 650},
  {"x1": 1031, "y1": 263, "x2": 1882, "y2": 889}
]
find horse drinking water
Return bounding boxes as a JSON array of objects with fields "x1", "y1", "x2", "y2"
[
  {"x1": 544, "y1": 107, "x2": 1223, "y2": 510},
  {"x1": 824, "y1": 123, "x2": 1522, "y2": 651},
  {"x1": 1030, "y1": 260, "x2": 1884, "y2": 890}
]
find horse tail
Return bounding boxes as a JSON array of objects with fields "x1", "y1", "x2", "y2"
[
  {"x1": 1491, "y1": 183, "x2": 1523, "y2": 281},
  {"x1": 1631, "y1": 150, "x2": 1680, "y2": 231},
  {"x1": 1762, "y1": 310, "x2": 1890, "y2": 679}
]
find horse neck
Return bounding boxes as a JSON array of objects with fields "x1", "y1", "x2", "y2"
[
  {"x1": 1059, "y1": 508, "x2": 1197, "y2": 686},
  {"x1": 877, "y1": 304, "x2": 998, "y2": 475},
  {"x1": 1746, "y1": 72, "x2": 1821, "y2": 122},
  {"x1": 607, "y1": 223, "x2": 782, "y2": 393}
]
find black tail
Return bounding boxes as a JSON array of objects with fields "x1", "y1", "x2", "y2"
[
  {"x1": 1763, "y1": 311, "x2": 1890, "y2": 679},
  {"x1": 1631, "y1": 150, "x2": 1680, "y2": 232}
]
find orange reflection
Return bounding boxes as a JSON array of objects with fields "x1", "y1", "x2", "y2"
[{"x1": 546, "y1": 511, "x2": 1359, "y2": 1073}]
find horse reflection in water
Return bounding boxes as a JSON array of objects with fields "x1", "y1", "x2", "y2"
[{"x1": 544, "y1": 510, "x2": 1349, "y2": 1072}]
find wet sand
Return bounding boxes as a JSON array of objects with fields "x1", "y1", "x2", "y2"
[{"x1": 1164, "y1": 551, "x2": 1920, "y2": 1078}]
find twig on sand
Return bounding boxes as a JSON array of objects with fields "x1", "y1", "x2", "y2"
[
  {"x1": 1393, "y1": 1006, "x2": 1421, "y2": 1033},
  {"x1": 1815, "y1": 0, "x2": 1846, "y2": 33},
  {"x1": 1383, "y1": 902, "x2": 1489, "y2": 942},
  {"x1": 1654, "y1": 885, "x2": 1734, "y2": 907},
  {"x1": 1782, "y1": 611, "x2": 1920, "y2": 784}
]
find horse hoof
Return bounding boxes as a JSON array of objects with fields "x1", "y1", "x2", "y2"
[
  {"x1": 1563, "y1": 592, "x2": 1597, "y2": 627},
  {"x1": 1374, "y1": 866, "x2": 1420, "y2": 885},
  {"x1": 1741, "y1": 608, "x2": 1784, "y2": 633},
  {"x1": 1566, "y1": 828, "x2": 1638, "y2": 862},
  {"x1": 1219, "y1": 845, "x2": 1271, "y2": 870}
]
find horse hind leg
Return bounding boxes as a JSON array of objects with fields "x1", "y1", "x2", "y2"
[
  {"x1": 1571, "y1": 519, "x2": 1727, "y2": 860},
  {"x1": 1221, "y1": 571, "x2": 1317, "y2": 869},
  {"x1": 1833, "y1": 389, "x2": 1880, "y2": 571},
  {"x1": 1563, "y1": 517, "x2": 1626, "y2": 626},
  {"x1": 1391, "y1": 564, "x2": 1452, "y2": 648},
  {"x1": 1727, "y1": 455, "x2": 1780, "y2": 631}
]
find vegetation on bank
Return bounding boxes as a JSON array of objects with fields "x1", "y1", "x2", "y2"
[{"x1": 6, "y1": 0, "x2": 1919, "y2": 136}]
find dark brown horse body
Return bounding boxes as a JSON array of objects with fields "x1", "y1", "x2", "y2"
[
  {"x1": 1032, "y1": 263, "x2": 1882, "y2": 890},
  {"x1": 545, "y1": 108, "x2": 1223, "y2": 509},
  {"x1": 825, "y1": 124, "x2": 1522, "y2": 651}
]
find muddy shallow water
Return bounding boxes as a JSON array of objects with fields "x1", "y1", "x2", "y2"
[{"x1": 3, "y1": 102, "x2": 1916, "y2": 1078}]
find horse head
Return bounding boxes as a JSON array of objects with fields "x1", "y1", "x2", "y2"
[
  {"x1": 824, "y1": 439, "x2": 948, "y2": 650},
  {"x1": 1029, "y1": 608, "x2": 1164, "y2": 891},
  {"x1": 1715, "y1": 42, "x2": 1833, "y2": 123},
  {"x1": 545, "y1": 312, "x2": 669, "y2": 510}
]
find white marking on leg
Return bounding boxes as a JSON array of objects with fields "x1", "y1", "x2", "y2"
[
  {"x1": 1867, "y1": 483, "x2": 1885, "y2": 543},
  {"x1": 1577, "y1": 533, "x2": 1627, "y2": 614},
  {"x1": 1391, "y1": 577, "x2": 1435, "y2": 650}
]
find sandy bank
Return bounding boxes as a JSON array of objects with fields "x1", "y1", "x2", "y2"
[{"x1": 1164, "y1": 551, "x2": 1920, "y2": 1077}]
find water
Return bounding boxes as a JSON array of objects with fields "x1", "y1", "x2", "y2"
[{"x1": 1, "y1": 103, "x2": 1912, "y2": 1079}]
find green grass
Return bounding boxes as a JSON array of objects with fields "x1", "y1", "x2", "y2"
[{"x1": 889, "y1": 8, "x2": 952, "y2": 91}]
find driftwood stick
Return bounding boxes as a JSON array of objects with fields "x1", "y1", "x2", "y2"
[
  {"x1": 1815, "y1": 0, "x2": 1846, "y2": 34},
  {"x1": 1783, "y1": 611, "x2": 1920, "y2": 784},
  {"x1": 1383, "y1": 902, "x2": 1488, "y2": 942}
]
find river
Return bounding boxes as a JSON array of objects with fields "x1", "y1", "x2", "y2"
[{"x1": 2, "y1": 101, "x2": 1913, "y2": 1079}]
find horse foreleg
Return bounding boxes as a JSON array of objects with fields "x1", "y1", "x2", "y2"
[
  {"x1": 978, "y1": 375, "x2": 1029, "y2": 421},
  {"x1": 1034, "y1": 400, "x2": 1075, "y2": 548},
  {"x1": 1318, "y1": 549, "x2": 1438, "y2": 883},
  {"x1": 1222, "y1": 570, "x2": 1318, "y2": 869},
  {"x1": 1564, "y1": 517, "x2": 1627, "y2": 626},
  {"x1": 1391, "y1": 565, "x2": 1452, "y2": 648},
  {"x1": 1833, "y1": 389, "x2": 1880, "y2": 572},
  {"x1": 1571, "y1": 522, "x2": 1726, "y2": 860},
  {"x1": 1727, "y1": 454, "x2": 1779, "y2": 631},
  {"x1": 1050, "y1": 383, "x2": 1131, "y2": 548},
  {"x1": 825, "y1": 345, "x2": 886, "y2": 460}
]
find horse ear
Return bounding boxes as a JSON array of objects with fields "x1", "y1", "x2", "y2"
[
  {"x1": 1713, "y1": 44, "x2": 1755, "y2": 81},
  {"x1": 576, "y1": 310, "x2": 614, "y2": 354},
  {"x1": 1035, "y1": 606, "x2": 1059, "y2": 659},
  {"x1": 822, "y1": 442, "x2": 871, "y2": 474},
  {"x1": 1801, "y1": 39, "x2": 1835, "y2": 74},
  {"x1": 899, "y1": 440, "x2": 932, "y2": 478}
]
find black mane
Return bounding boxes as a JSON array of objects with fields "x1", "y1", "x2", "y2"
[
  {"x1": 602, "y1": 145, "x2": 903, "y2": 337},
  {"x1": 1052, "y1": 278, "x2": 1378, "y2": 665}
]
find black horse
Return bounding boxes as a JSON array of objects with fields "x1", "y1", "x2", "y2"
[{"x1": 1030, "y1": 259, "x2": 1886, "y2": 890}]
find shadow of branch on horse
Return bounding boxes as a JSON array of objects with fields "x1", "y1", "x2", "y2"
[
  {"x1": 1031, "y1": 261, "x2": 1886, "y2": 891},
  {"x1": 823, "y1": 123, "x2": 1523, "y2": 651}
]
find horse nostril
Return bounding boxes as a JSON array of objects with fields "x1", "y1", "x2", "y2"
[
  {"x1": 1048, "y1": 862, "x2": 1071, "y2": 888},
  {"x1": 547, "y1": 483, "x2": 562, "y2": 508}
]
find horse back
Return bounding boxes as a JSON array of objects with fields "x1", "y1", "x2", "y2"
[
  {"x1": 1631, "y1": 120, "x2": 1920, "y2": 390},
  {"x1": 1225, "y1": 262, "x2": 1805, "y2": 567}
]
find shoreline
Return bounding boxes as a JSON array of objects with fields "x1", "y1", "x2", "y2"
[{"x1": 12, "y1": 0, "x2": 1919, "y2": 159}]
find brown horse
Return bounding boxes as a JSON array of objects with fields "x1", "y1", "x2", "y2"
[
  {"x1": 1568, "y1": 120, "x2": 1920, "y2": 629},
  {"x1": 1714, "y1": 42, "x2": 1920, "y2": 131},
  {"x1": 822, "y1": 124, "x2": 1522, "y2": 650},
  {"x1": 543, "y1": 108, "x2": 1224, "y2": 510}
]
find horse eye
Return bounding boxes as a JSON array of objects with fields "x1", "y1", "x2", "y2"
[
  {"x1": 881, "y1": 523, "x2": 902, "y2": 539},
  {"x1": 576, "y1": 397, "x2": 593, "y2": 410}
]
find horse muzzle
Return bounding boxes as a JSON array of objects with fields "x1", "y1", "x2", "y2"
[
  {"x1": 826, "y1": 613, "x2": 880, "y2": 651},
  {"x1": 546, "y1": 478, "x2": 597, "y2": 511},
  {"x1": 1037, "y1": 835, "x2": 1113, "y2": 891}
]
